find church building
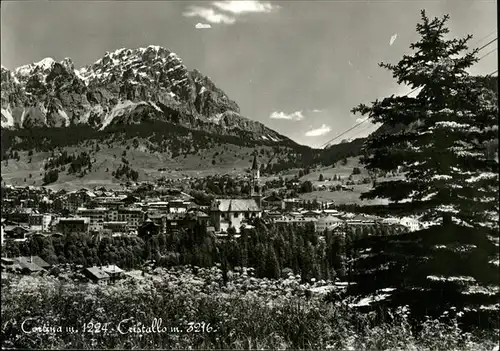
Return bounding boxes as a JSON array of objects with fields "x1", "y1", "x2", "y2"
[{"x1": 210, "y1": 153, "x2": 262, "y2": 233}]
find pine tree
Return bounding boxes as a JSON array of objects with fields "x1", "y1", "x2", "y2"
[
  {"x1": 352, "y1": 10, "x2": 498, "y2": 227},
  {"x1": 265, "y1": 245, "x2": 281, "y2": 279},
  {"x1": 349, "y1": 11, "x2": 499, "y2": 329}
]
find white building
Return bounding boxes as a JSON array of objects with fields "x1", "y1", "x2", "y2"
[
  {"x1": 315, "y1": 215, "x2": 344, "y2": 233},
  {"x1": 210, "y1": 153, "x2": 263, "y2": 234},
  {"x1": 210, "y1": 199, "x2": 261, "y2": 233},
  {"x1": 77, "y1": 208, "x2": 108, "y2": 232},
  {"x1": 399, "y1": 216, "x2": 422, "y2": 232},
  {"x1": 381, "y1": 217, "x2": 400, "y2": 226},
  {"x1": 28, "y1": 213, "x2": 53, "y2": 232},
  {"x1": 168, "y1": 200, "x2": 190, "y2": 214}
]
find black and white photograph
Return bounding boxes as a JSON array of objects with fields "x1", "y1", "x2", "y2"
[{"x1": 1, "y1": 0, "x2": 498, "y2": 349}]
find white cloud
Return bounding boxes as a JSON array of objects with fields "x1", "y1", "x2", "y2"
[
  {"x1": 195, "y1": 23, "x2": 212, "y2": 29},
  {"x1": 348, "y1": 61, "x2": 353, "y2": 67},
  {"x1": 312, "y1": 109, "x2": 323, "y2": 113},
  {"x1": 389, "y1": 33, "x2": 398, "y2": 46},
  {"x1": 355, "y1": 116, "x2": 369, "y2": 124},
  {"x1": 270, "y1": 110, "x2": 304, "y2": 121},
  {"x1": 305, "y1": 124, "x2": 331, "y2": 137},
  {"x1": 183, "y1": 6, "x2": 236, "y2": 24},
  {"x1": 184, "y1": 1, "x2": 279, "y2": 25},
  {"x1": 213, "y1": 1, "x2": 278, "y2": 14}
]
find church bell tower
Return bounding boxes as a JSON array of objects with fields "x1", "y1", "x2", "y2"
[{"x1": 251, "y1": 152, "x2": 262, "y2": 208}]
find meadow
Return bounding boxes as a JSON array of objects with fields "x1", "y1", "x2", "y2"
[{"x1": 2, "y1": 266, "x2": 498, "y2": 350}]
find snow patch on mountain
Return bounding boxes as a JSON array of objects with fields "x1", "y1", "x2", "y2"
[
  {"x1": 99, "y1": 100, "x2": 147, "y2": 130},
  {"x1": 58, "y1": 109, "x2": 70, "y2": 127},
  {"x1": 208, "y1": 113, "x2": 224, "y2": 124},
  {"x1": 1, "y1": 107, "x2": 15, "y2": 128},
  {"x1": 465, "y1": 172, "x2": 498, "y2": 183},
  {"x1": 148, "y1": 101, "x2": 163, "y2": 113},
  {"x1": 74, "y1": 69, "x2": 87, "y2": 85},
  {"x1": 15, "y1": 57, "x2": 55, "y2": 77}
]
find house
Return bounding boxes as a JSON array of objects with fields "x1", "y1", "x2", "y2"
[
  {"x1": 301, "y1": 210, "x2": 322, "y2": 218},
  {"x1": 164, "y1": 213, "x2": 197, "y2": 233},
  {"x1": 84, "y1": 267, "x2": 110, "y2": 284},
  {"x1": 4, "y1": 256, "x2": 49, "y2": 275},
  {"x1": 323, "y1": 209, "x2": 341, "y2": 216},
  {"x1": 16, "y1": 256, "x2": 51, "y2": 270},
  {"x1": 28, "y1": 213, "x2": 53, "y2": 232},
  {"x1": 262, "y1": 194, "x2": 283, "y2": 210},
  {"x1": 101, "y1": 265, "x2": 124, "y2": 281},
  {"x1": 399, "y1": 217, "x2": 422, "y2": 232},
  {"x1": 381, "y1": 217, "x2": 400, "y2": 226},
  {"x1": 56, "y1": 217, "x2": 90, "y2": 234},
  {"x1": 210, "y1": 199, "x2": 262, "y2": 233},
  {"x1": 346, "y1": 214, "x2": 377, "y2": 225},
  {"x1": 168, "y1": 199, "x2": 190, "y2": 214},
  {"x1": 282, "y1": 198, "x2": 301, "y2": 212},
  {"x1": 3, "y1": 225, "x2": 31, "y2": 241},
  {"x1": 1, "y1": 258, "x2": 22, "y2": 272},
  {"x1": 187, "y1": 210, "x2": 210, "y2": 226},
  {"x1": 55, "y1": 190, "x2": 95, "y2": 213},
  {"x1": 19, "y1": 261, "x2": 44, "y2": 275},
  {"x1": 115, "y1": 208, "x2": 143, "y2": 232},
  {"x1": 76, "y1": 208, "x2": 108, "y2": 232},
  {"x1": 5, "y1": 208, "x2": 35, "y2": 225},
  {"x1": 103, "y1": 221, "x2": 128, "y2": 233},
  {"x1": 91, "y1": 196, "x2": 127, "y2": 210},
  {"x1": 120, "y1": 195, "x2": 140, "y2": 207},
  {"x1": 146, "y1": 202, "x2": 170, "y2": 213},
  {"x1": 315, "y1": 215, "x2": 344, "y2": 233},
  {"x1": 263, "y1": 210, "x2": 282, "y2": 220}
]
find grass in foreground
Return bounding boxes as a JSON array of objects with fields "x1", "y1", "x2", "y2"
[{"x1": 1, "y1": 267, "x2": 498, "y2": 350}]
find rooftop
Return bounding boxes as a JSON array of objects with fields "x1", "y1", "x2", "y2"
[{"x1": 213, "y1": 199, "x2": 261, "y2": 212}]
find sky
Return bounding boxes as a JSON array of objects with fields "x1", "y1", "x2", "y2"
[{"x1": 1, "y1": 0, "x2": 497, "y2": 148}]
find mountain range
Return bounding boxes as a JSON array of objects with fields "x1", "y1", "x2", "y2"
[{"x1": 1, "y1": 45, "x2": 289, "y2": 144}]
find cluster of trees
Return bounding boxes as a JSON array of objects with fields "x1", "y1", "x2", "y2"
[
  {"x1": 299, "y1": 180, "x2": 314, "y2": 193},
  {"x1": 1, "y1": 150, "x2": 20, "y2": 162},
  {"x1": 44, "y1": 151, "x2": 73, "y2": 170},
  {"x1": 112, "y1": 163, "x2": 139, "y2": 181},
  {"x1": 189, "y1": 190, "x2": 215, "y2": 206},
  {"x1": 42, "y1": 150, "x2": 93, "y2": 177},
  {"x1": 297, "y1": 168, "x2": 312, "y2": 178},
  {"x1": 42, "y1": 169, "x2": 59, "y2": 185},
  {"x1": 4, "y1": 220, "x2": 405, "y2": 282}
]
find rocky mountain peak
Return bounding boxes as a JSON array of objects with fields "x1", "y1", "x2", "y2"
[{"x1": 1, "y1": 45, "x2": 288, "y2": 144}]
